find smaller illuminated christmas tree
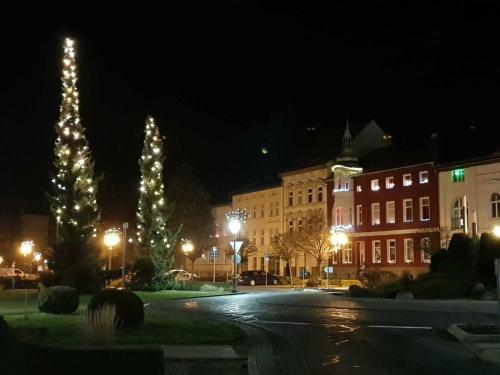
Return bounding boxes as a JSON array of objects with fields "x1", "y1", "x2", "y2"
[{"x1": 136, "y1": 116, "x2": 179, "y2": 283}]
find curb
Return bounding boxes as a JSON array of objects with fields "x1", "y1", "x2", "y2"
[
  {"x1": 448, "y1": 324, "x2": 500, "y2": 366},
  {"x1": 230, "y1": 321, "x2": 276, "y2": 375},
  {"x1": 448, "y1": 324, "x2": 500, "y2": 343}
]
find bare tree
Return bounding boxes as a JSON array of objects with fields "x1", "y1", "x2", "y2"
[
  {"x1": 226, "y1": 238, "x2": 258, "y2": 272},
  {"x1": 294, "y1": 211, "x2": 332, "y2": 277},
  {"x1": 271, "y1": 233, "x2": 296, "y2": 283},
  {"x1": 415, "y1": 226, "x2": 450, "y2": 257}
]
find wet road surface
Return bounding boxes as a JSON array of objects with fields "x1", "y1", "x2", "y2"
[{"x1": 154, "y1": 291, "x2": 500, "y2": 374}]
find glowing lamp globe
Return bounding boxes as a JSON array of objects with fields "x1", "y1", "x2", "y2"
[
  {"x1": 494, "y1": 226, "x2": 500, "y2": 238},
  {"x1": 20, "y1": 241, "x2": 34, "y2": 257},
  {"x1": 104, "y1": 229, "x2": 120, "y2": 249},
  {"x1": 228, "y1": 219, "x2": 241, "y2": 235},
  {"x1": 182, "y1": 241, "x2": 194, "y2": 254}
]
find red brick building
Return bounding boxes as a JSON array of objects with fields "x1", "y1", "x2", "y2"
[{"x1": 333, "y1": 162, "x2": 440, "y2": 277}]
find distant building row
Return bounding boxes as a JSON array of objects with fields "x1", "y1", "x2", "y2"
[{"x1": 205, "y1": 121, "x2": 500, "y2": 279}]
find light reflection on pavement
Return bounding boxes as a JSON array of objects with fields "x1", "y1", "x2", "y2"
[{"x1": 155, "y1": 291, "x2": 500, "y2": 374}]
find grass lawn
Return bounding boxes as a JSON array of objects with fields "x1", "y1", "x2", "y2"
[{"x1": 0, "y1": 289, "x2": 243, "y2": 347}]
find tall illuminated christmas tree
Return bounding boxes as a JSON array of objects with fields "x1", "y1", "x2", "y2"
[
  {"x1": 47, "y1": 38, "x2": 101, "y2": 293},
  {"x1": 48, "y1": 38, "x2": 99, "y2": 243},
  {"x1": 136, "y1": 116, "x2": 179, "y2": 284}
]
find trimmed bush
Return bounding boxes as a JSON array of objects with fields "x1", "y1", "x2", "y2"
[
  {"x1": 409, "y1": 273, "x2": 469, "y2": 299},
  {"x1": 88, "y1": 289, "x2": 144, "y2": 328},
  {"x1": 38, "y1": 286, "x2": 79, "y2": 314},
  {"x1": 348, "y1": 285, "x2": 376, "y2": 297},
  {"x1": 364, "y1": 268, "x2": 397, "y2": 289},
  {"x1": 199, "y1": 284, "x2": 225, "y2": 293},
  {"x1": 0, "y1": 316, "x2": 28, "y2": 375},
  {"x1": 306, "y1": 278, "x2": 320, "y2": 287},
  {"x1": 130, "y1": 257, "x2": 154, "y2": 290}
]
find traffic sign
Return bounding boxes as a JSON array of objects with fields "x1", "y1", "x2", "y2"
[
  {"x1": 324, "y1": 266, "x2": 334, "y2": 274},
  {"x1": 229, "y1": 241, "x2": 243, "y2": 253},
  {"x1": 264, "y1": 252, "x2": 269, "y2": 262},
  {"x1": 231, "y1": 254, "x2": 241, "y2": 264}
]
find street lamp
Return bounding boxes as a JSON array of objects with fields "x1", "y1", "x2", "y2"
[
  {"x1": 330, "y1": 227, "x2": 348, "y2": 257},
  {"x1": 226, "y1": 209, "x2": 247, "y2": 293},
  {"x1": 181, "y1": 239, "x2": 194, "y2": 270},
  {"x1": 20, "y1": 240, "x2": 34, "y2": 317},
  {"x1": 104, "y1": 228, "x2": 121, "y2": 271},
  {"x1": 494, "y1": 226, "x2": 500, "y2": 238},
  {"x1": 0, "y1": 255, "x2": 3, "y2": 265}
]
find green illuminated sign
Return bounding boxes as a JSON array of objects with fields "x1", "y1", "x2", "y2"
[{"x1": 452, "y1": 169, "x2": 465, "y2": 183}]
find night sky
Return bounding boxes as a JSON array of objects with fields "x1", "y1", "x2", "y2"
[{"x1": 0, "y1": 2, "x2": 499, "y2": 223}]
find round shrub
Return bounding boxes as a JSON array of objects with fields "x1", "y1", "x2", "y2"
[
  {"x1": 88, "y1": 289, "x2": 144, "y2": 328},
  {"x1": 38, "y1": 286, "x2": 79, "y2": 314}
]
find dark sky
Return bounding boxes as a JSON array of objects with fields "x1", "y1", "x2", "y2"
[{"x1": 0, "y1": 2, "x2": 499, "y2": 223}]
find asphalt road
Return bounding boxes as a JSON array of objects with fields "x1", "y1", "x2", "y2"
[{"x1": 156, "y1": 290, "x2": 500, "y2": 374}]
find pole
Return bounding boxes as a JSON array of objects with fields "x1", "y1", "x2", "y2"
[
  {"x1": 232, "y1": 234, "x2": 237, "y2": 293},
  {"x1": 463, "y1": 195, "x2": 468, "y2": 235},
  {"x1": 122, "y1": 222, "x2": 128, "y2": 289},
  {"x1": 24, "y1": 258, "x2": 28, "y2": 318},
  {"x1": 213, "y1": 248, "x2": 216, "y2": 283},
  {"x1": 496, "y1": 258, "x2": 500, "y2": 327},
  {"x1": 108, "y1": 247, "x2": 112, "y2": 271}
]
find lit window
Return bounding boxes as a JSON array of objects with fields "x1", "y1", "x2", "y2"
[
  {"x1": 371, "y1": 179, "x2": 380, "y2": 191},
  {"x1": 403, "y1": 174, "x2": 412, "y2": 186},
  {"x1": 275, "y1": 201, "x2": 279, "y2": 216},
  {"x1": 386, "y1": 201, "x2": 395, "y2": 223},
  {"x1": 403, "y1": 199, "x2": 413, "y2": 222},
  {"x1": 288, "y1": 220, "x2": 293, "y2": 233},
  {"x1": 356, "y1": 205, "x2": 363, "y2": 225},
  {"x1": 419, "y1": 171, "x2": 429, "y2": 184},
  {"x1": 252, "y1": 205, "x2": 256, "y2": 219},
  {"x1": 342, "y1": 243, "x2": 353, "y2": 264},
  {"x1": 335, "y1": 207, "x2": 343, "y2": 226},
  {"x1": 288, "y1": 191, "x2": 293, "y2": 206},
  {"x1": 307, "y1": 188, "x2": 313, "y2": 203},
  {"x1": 452, "y1": 169, "x2": 465, "y2": 183},
  {"x1": 451, "y1": 198, "x2": 464, "y2": 229},
  {"x1": 385, "y1": 176, "x2": 395, "y2": 189},
  {"x1": 261, "y1": 204, "x2": 265, "y2": 218},
  {"x1": 260, "y1": 230, "x2": 265, "y2": 245},
  {"x1": 356, "y1": 185, "x2": 362, "y2": 192},
  {"x1": 387, "y1": 239, "x2": 396, "y2": 263},
  {"x1": 298, "y1": 219, "x2": 303, "y2": 232},
  {"x1": 357, "y1": 241, "x2": 366, "y2": 265},
  {"x1": 420, "y1": 237, "x2": 431, "y2": 263},
  {"x1": 371, "y1": 203, "x2": 380, "y2": 225},
  {"x1": 344, "y1": 180, "x2": 350, "y2": 191},
  {"x1": 491, "y1": 193, "x2": 500, "y2": 218},
  {"x1": 372, "y1": 241, "x2": 381, "y2": 264},
  {"x1": 420, "y1": 197, "x2": 430, "y2": 221},
  {"x1": 404, "y1": 239, "x2": 414, "y2": 263},
  {"x1": 298, "y1": 190, "x2": 303, "y2": 205}
]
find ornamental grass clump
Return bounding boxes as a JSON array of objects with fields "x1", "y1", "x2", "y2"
[{"x1": 81, "y1": 304, "x2": 117, "y2": 346}]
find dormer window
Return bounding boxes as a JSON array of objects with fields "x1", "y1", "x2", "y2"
[{"x1": 371, "y1": 179, "x2": 380, "y2": 191}]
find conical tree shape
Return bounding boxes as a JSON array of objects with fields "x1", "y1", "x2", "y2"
[
  {"x1": 136, "y1": 116, "x2": 179, "y2": 284},
  {"x1": 48, "y1": 38, "x2": 99, "y2": 243}
]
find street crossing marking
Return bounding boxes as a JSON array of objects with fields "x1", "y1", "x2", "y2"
[{"x1": 368, "y1": 325, "x2": 432, "y2": 330}]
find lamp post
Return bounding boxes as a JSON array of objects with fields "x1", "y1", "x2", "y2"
[
  {"x1": 330, "y1": 227, "x2": 348, "y2": 289},
  {"x1": 182, "y1": 240, "x2": 194, "y2": 271},
  {"x1": 104, "y1": 228, "x2": 121, "y2": 271},
  {"x1": 122, "y1": 222, "x2": 128, "y2": 289},
  {"x1": 493, "y1": 226, "x2": 500, "y2": 326},
  {"x1": 20, "y1": 240, "x2": 34, "y2": 317},
  {"x1": 227, "y1": 209, "x2": 246, "y2": 293}
]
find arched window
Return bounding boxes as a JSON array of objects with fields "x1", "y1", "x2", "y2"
[
  {"x1": 491, "y1": 193, "x2": 500, "y2": 218},
  {"x1": 451, "y1": 198, "x2": 463, "y2": 230}
]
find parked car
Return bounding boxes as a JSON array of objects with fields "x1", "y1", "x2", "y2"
[
  {"x1": 164, "y1": 269, "x2": 199, "y2": 282},
  {"x1": 0, "y1": 267, "x2": 37, "y2": 280},
  {"x1": 239, "y1": 270, "x2": 280, "y2": 286}
]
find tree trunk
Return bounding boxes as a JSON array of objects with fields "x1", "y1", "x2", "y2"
[
  {"x1": 316, "y1": 257, "x2": 322, "y2": 277},
  {"x1": 288, "y1": 260, "x2": 293, "y2": 284}
]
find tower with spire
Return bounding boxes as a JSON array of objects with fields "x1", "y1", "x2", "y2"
[{"x1": 335, "y1": 121, "x2": 359, "y2": 167}]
